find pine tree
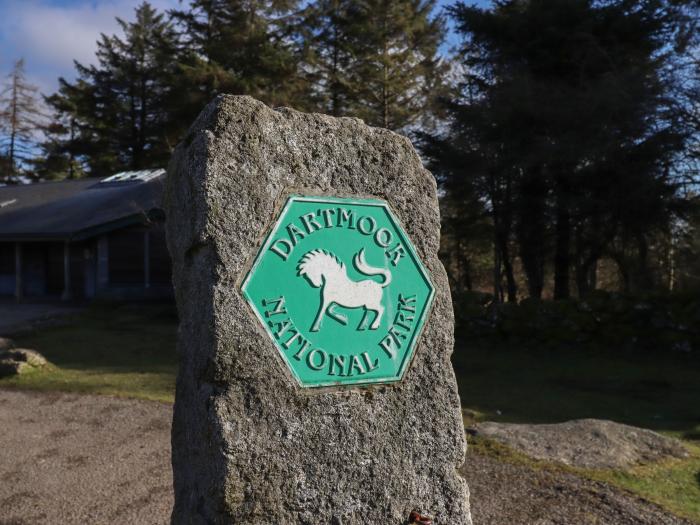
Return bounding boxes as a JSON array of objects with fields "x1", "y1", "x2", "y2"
[
  {"x1": 30, "y1": 113, "x2": 84, "y2": 181},
  {"x1": 425, "y1": 0, "x2": 695, "y2": 300},
  {"x1": 45, "y1": 2, "x2": 180, "y2": 177},
  {"x1": 170, "y1": 0, "x2": 308, "y2": 123},
  {"x1": 0, "y1": 59, "x2": 44, "y2": 183},
  {"x1": 300, "y1": 0, "x2": 355, "y2": 116},
  {"x1": 341, "y1": 0, "x2": 447, "y2": 131}
]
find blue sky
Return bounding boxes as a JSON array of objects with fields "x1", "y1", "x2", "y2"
[{"x1": 0, "y1": 0, "x2": 489, "y2": 96}]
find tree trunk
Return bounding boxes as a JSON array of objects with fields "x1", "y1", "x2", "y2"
[
  {"x1": 573, "y1": 225, "x2": 588, "y2": 297},
  {"x1": 635, "y1": 234, "x2": 653, "y2": 292},
  {"x1": 517, "y1": 167, "x2": 546, "y2": 299},
  {"x1": 8, "y1": 71, "x2": 18, "y2": 182},
  {"x1": 553, "y1": 179, "x2": 571, "y2": 300},
  {"x1": 497, "y1": 233, "x2": 517, "y2": 302},
  {"x1": 382, "y1": 48, "x2": 389, "y2": 128},
  {"x1": 575, "y1": 256, "x2": 598, "y2": 298},
  {"x1": 331, "y1": 23, "x2": 340, "y2": 116},
  {"x1": 520, "y1": 244, "x2": 544, "y2": 299},
  {"x1": 69, "y1": 119, "x2": 76, "y2": 179},
  {"x1": 493, "y1": 231, "x2": 502, "y2": 306},
  {"x1": 138, "y1": 60, "x2": 147, "y2": 169},
  {"x1": 611, "y1": 251, "x2": 631, "y2": 293},
  {"x1": 459, "y1": 241, "x2": 473, "y2": 292},
  {"x1": 668, "y1": 234, "x2": 676, "y2": 292},
  {"x1": 589, "y1": 259, "x2": 598, "y2": 290}
]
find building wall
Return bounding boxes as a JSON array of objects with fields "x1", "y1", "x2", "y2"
[
  {"x1": 95, "y1": 224, "x2": 172, "y2": 301},
  {"x1": 0, "y1": 242, "x2": 14, "y2": 295},
  {"x1": 0, "y1": 223, "x2": 173, "y2": 301},
  {"x1": 0, "y1": 241, "x2": 91, "y2": 299}
]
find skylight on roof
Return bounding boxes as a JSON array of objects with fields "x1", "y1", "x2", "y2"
[{"x1": 100, "y1": 169, "x2": 165, "y2": 184}]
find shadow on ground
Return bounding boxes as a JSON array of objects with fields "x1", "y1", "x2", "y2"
[
  {"x1": 454, "y1": 339, "x2": 700, "y2": 440},
  {"x1": 1, "y1": 302, "x2": 178, "y2": 401}
]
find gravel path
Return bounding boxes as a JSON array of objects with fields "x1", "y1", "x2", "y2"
[
  {"x1": 0, "y1": 389, "x2": 694, "y2": 524},
  {"x1": 0, "y1": 389, "x2": 172, "y2": 525}
]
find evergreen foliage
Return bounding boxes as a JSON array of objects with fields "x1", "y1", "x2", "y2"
[
  {"x1": 2, "y1": 0, "x2": 698, "y2": 296},
  {"x1": 170, "y1": 0, "x2": 309, "y2": 121},
  {"x1": 423, "y1": 0, "x2": 699, "y2": 300},
  {"x1": 335, "y1": 0, "x2": 447, "y2": 130},
  {"x1": 31, "y1": 96, "x2": 84, "y2": 181},
  {"x1": 300, "y1": 0, "x2": 355, "y2": 116},
  {"x1": 45, "y1": 2, "x2": 180, "y2": 177}
]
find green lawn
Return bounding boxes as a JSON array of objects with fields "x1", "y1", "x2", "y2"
[
  {"x1": 592, "y1": 442, "x2": 700, "y2": 522},
  {"x1": 1, "y1": 304, "x2": 699, "y2": 520},
  {"x1": 1, "y1": 303, "x2": 177, "y2": 402},
  {"x1": 454, "y1": 340, "x2": 700, "y2": 438},
  {"x1": 455, "y1": 340, "x2": 700, "y2": 522}
]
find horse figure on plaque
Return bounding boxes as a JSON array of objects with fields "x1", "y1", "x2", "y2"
[{"x1": 297, "y1": 249, "x2": 391, "y2": 332}]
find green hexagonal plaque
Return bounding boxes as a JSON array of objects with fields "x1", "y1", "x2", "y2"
[{"x1": 241, "y1": 195, "x2": 434, "y2": 387}]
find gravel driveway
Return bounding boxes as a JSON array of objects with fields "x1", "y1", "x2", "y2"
[
  {"x1": 0, "y1": 390, "x2": 172, "y2": 524},
  {"x1": 0, "y1": 389, "x2": 694, "y2": 525}
]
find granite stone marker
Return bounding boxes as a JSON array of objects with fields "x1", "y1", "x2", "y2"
[{"x1": 166, "y1": 95, "x2": 471, "y2": 524}]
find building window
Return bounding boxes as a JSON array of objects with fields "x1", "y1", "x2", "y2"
[{"x1": 108, "y1": 230, "x2": 144, "y2": 285}]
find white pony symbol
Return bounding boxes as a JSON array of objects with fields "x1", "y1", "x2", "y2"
[{"x1": 297, "y1": 248, "x2": 391, "y2": 332}]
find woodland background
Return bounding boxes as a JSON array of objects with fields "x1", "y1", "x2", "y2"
[{"x1": 2, "y1": 0, "x2": 700, "y2": 307}]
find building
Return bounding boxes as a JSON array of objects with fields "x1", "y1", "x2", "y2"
[{"x1": 0, "y1": 170, "x2": 172, "y2": 302}]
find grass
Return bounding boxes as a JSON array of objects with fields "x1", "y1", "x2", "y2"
[
  {"x1": 591, "y1": 442, "x2": 700, "y2": 522},
  {"x1": 468, "y1": 433, "x2": 700, "y2": 522},
  {"x1": 455, "y1": 339, "x2": 700, "y2": 522},
  {"x1": 454, "y1": 340, "x2": 700, "y2": 439},
  {"x1": 0, "y1": 302, "x2": 177, "y2": 402}
]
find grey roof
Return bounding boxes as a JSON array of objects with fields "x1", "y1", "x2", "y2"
[{"x1": 0, "y1": 170, "x2": 166, "y2": 242}]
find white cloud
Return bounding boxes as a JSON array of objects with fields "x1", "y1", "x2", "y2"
[{"x1": 0, "y1": 0, "x2": 179, "y2": 94}]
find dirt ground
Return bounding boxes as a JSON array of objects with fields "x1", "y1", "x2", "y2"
[
  {"x1": 0, "y1": 389, "x2": 695, "y2": 525},
  {"x1": 0, "y1": 390, "x2": 172, "y2": 525}
]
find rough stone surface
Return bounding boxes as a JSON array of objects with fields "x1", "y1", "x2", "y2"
[
  {"x1": 470, "y1": 419, "x2": 688, "y2": 469},
  {"x1": 165, "y1": 95, "x2": 470, "y2": 524},
  {"x1": 1, "y1": 348, "x2": 48, "y2": 367},
  {"x1": 0, "y1": 337, "x2": 14, "y2": 351},
  {"x1": 0, "y1": 359, "x2": 26, "y2": 377},
  {"x1": 0, "y1": 348, "x2": 48, "y2": 377}
]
